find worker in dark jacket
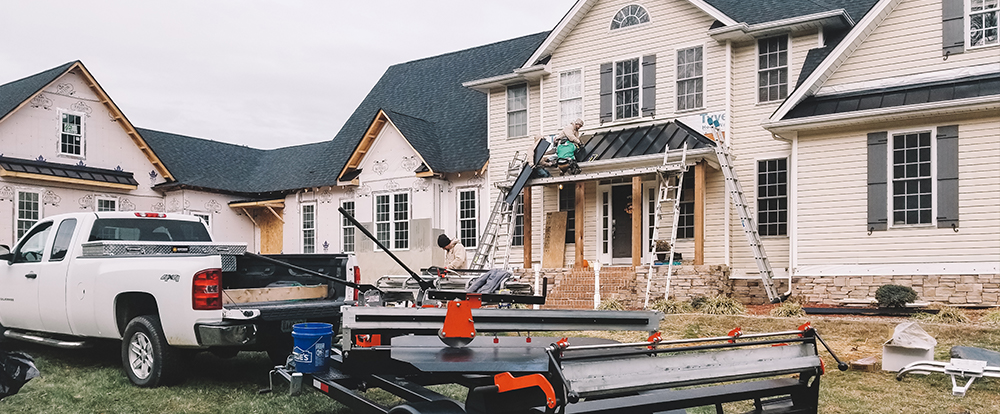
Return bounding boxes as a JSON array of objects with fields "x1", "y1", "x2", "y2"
[{"x1": 437, "y1": 234, "x2": 467, "y2": 269}]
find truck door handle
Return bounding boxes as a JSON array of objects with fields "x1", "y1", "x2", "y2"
[{"x1": 25, "y1": 272, "x2": 37, "y2": 279}]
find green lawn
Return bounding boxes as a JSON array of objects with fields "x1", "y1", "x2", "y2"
[{"x1": 2, "y1": 314, "x2": 998, "y2": 413}]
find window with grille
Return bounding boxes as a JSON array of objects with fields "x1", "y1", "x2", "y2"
[
  {"x1": 17, "y1": 191, "x2": 40, "y2": 240},
  {"x1": 507, "y1": 84, "x2": 527, "y2": 137},
  {"x1": 559, "y1": 70, "x2": 582, "y2": 127},
  {"x1": 615, "y1": 58, "x2": 640, "y2": 120},
  {"x1": 757, "y1": 158, "x2": 788, "y2": 236},
  {"x1": 376, "y1": 192, "x2": 409, "y2": 249},
  {"x1": 970, "y1": 0, "x2": 999, "y2": 47},
  {"x1": 676, "y1": 46, "x2": 703, "y2": 111},
  {"x1": 302, "y1": 203, "x2": 316, "y2": 253},
  {"x1": 459, "y1": 189, "x2": 478, "y2": 248},
  {"x1": 559, "y1": 186, "x2": 575, "y2": 243},
  {"x1": 757, "y1": 36, "x2": 788, "y2": 103},
  {"x1": 60, "y1": 112, "x2": 83, "y2": 156},
  {"x1": 892, "y1": 132, "x2": 933, "y2": 225},
  {"x1": 342, "y1": 200, "x2": 355, "y2": 253},
  {"x1": 512, "y1": 194, "x2": 525, "y2": 246},
  {"x1": 97, "y1": 198, "x2": 117, "y2": 212},
  {"x1": 610, "y1": 4, "x2": 649, "y2": 29}
]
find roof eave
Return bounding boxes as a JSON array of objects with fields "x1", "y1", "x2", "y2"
[
  {"x1": 463, "y1": 65, "x2": 549, "y2": 92},
  {"x1": 708, "y1": 10, "x2": 853, "y2": 42}
]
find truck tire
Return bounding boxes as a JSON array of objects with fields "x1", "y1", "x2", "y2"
[{"x1": 121, "y1": 315, "x2": 181, "y2": 387}]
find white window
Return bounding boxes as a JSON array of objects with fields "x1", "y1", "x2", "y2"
[
  {"x1": 610, "y1": 4, "x2": 650, "y2": 30},
  {"x1": 59, "y1": 111, "x2": 84, "y2": 156},
  {"x1": 458, "y1": 189, "x2": 478, "y2": 248},
  {"x1": 302, "y1": 203, "x2": 316, "y2": 253},
  {"x1": 512, "y1": 194, "x2": 524, "y2": 247},
  {"x1": 969, "y1": 0, "x2": 999, "y2": 47},
  {"x1": 615, "y1": 58, "x2": 640, "y2": 120},
  {"x1": 757, "y1": 35, "x2": 788, "y2": 103},
  {"x1": 891, "y1": 131, "x2": 933, "y2": 225},
  {"x1": 676, "y1": 46, "x2": 703, "y2": 111},
  {"x1": 559, "y1": 70, "x2": 583, "y2": 127},
  {"x1": 507, "y1": 84, "x2": 528, "y2": 137},
  {"x1": 192, "y1": 212, "x2": 211, "y2": 232},
  {"x1": 341, "y1": 200, "x2": 355, "y2": 253},
  {"x1": 96, "y1": 197, "x2": 117, "y2": 212},
  {"x1": 757, "y1": 159, "x2": 788, "y2": 236},
  {"x1": 375, "y1": 192, "x2": 409, "y2": 250},
  {"x1": 16, "y1": 191, "x2": 40, "y2": 240}
]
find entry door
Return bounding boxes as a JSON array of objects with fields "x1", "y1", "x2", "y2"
[{"x1": 611, "y1": 185, "x2": 632, "y2": 259}]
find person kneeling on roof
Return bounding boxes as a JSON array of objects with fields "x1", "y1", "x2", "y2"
[{"x1": 438, "y1": 234, "x2": 467, "y2": 269}]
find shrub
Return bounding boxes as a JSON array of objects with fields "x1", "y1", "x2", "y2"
[
  {"x1": 983, "y1": 308, "x2": 1000, "y2": 326},
  {"x1": 690, "y1": 296, "x2": 708, "y2": 310},
  {"x1": 650, "y1": 299, "x2": 694, "y2": 314},
  {"x1": 598, "y1": 298, "x2": 626, "y2": 311},
  {"x1": 770, "y1": 301, "x2": 805, "y2": 317},
  {"x1": 698, "y1": 296, "x2": 746, "y2": 315},
  {"x1": 875, "y1": 284, "x2": 918, "y2": 308},
  {"x1": 912, "y1": 305, "x2": 969, "y2": 324}
]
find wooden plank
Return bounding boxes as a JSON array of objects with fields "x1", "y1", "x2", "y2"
[
  {"x1": 523, "y1": 188, "x2": 532, "y2": 269},
  {"x1": 543, "y1": 211, "x2": 567, "y2": 269},
  {"x1": 632, "y1": 176, "x2": 642, "y2": 266},
  {"x1": 259, "y1": 207, "x2": 284, "y2": 254},
  {"x1": 575, "y1": 182, "x2": 585, "y2": 267},
  {"x1": 695, "y1": 161, "x2": 706, "y2": 265},
  {"x1": 223, "y1": 285, "x2": 328, "y2": 305}
]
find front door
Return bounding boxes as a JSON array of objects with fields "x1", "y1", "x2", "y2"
[{"x1": 611, "y1": 185, "x2": 632, "y2": 259}]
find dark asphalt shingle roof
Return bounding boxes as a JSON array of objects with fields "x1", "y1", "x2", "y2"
[
  {"x1": 705, "y1": 0, "x2": 878, "y2": 25},
  {"x1": 0, "y1": 155, "x2": 139, "y2": 186},
  {"x1": 0, "y1": 61, "x2": 76, "y2": 122}
]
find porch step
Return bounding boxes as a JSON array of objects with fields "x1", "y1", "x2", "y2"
[{"x1": 542, "y1": 267, "x2": 640, "y2": 310}]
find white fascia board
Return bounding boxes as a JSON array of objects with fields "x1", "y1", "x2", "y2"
[
  {"x1": 462, "y1": 72, "x2": 528, "y2": 93},
  {"x1": 686, "y1": 0, "x2": 738, "y2": 26},
  {"x1": 768, "y1": 0, "x2": 901, "y2": 123},
  {"x1": 708, "y1": 10, "x2": 851, "y2": 41},
  {"x1": 763, "y1": 95, "x2": 1000, "y2": 135}
]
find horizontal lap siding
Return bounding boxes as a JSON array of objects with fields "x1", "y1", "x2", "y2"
[
  {"x1": 825, "y1": 0, "x2": 1000, "y2": 88},
  {"x1": 796, "y1": 118, "x2": 1000, "y2": 265}
]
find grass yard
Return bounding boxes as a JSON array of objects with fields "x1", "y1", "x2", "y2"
[{"x1": 2, "y1": 313, "x2": 998, "y2": 413}]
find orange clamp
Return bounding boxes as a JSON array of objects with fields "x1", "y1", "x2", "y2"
[
  {"x1": 646, "y1": 332, "x2": 662, "y2": 349},
  {"x1": 494, "y1": 372, "x2": 557, "y2": 409},
  {"x1": 727, "y1": 327, "x2": 742, "y2": 343},
  {"x1": 355, "y1": 334, "x2": 381, "y2": 347},
  {"x1": 797, "y1": 322, "x2": 811, "y2": 337}
]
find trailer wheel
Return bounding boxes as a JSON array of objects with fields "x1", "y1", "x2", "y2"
[
  {"x1": 387, "y1": 400, "x2": 466, "y2": 414},
  {"x1": 121, "y1": 315, "x2": 180, "y2": 387}
]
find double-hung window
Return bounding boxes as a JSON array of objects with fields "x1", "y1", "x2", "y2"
[
  {"x1": 17, "y1": 191, "x2": 40, "y2": 240},
  {"x1": 676, "y1": 46, "x2": 703, "y2": 111},
  {"x1": 60, "y1": 111, "x2": 84, "y2": 156},
  {"x1": 615, "y1": 58, "x2": 640, "y2": 120},
  {"x1": 559, "y1": 186, "x2": 575, "y2": 243},
  {"x1": 559, "y1": 70, "x2": 583, "y2": 127},
  {"x1": 341, "y1": 200, "x2": 355, "y2": 253},
  {"x1": 375, "y1": 192, "x2": 409, "y2": 250},
  {"x1": 302, "y1": 203, "x2": 316, "y2": 253},
  {"x1": 757, "y1": 35, "x2": 788, "y2": 103},
  {"x1": 507, "y1": 84, "x2": 528, "y2": 137},
  {"x1": 892, "y1": 131, "x2": 933, "y2": 225},
  {"x1": 458, "y1": 189, "x2": 478, "y2": 248},
  {"x1": 970, "y1": 0, "x2": 999, "y2": 47},
  {"x1": 757, "y1": 159, "x2": 788, "y2": 236},
  {"x1": 512, "y1": 194, "x2": 524, "y2": 246}
]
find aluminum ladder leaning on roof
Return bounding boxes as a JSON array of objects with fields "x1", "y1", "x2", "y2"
[
  {"x1": 468, "y1": 151, "x2": 527, "y2": 270},
  {"x1": 644, "y1": 144, "x2": 688, "y2": 308}
]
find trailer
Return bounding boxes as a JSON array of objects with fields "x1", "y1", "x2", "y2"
[{"x1": 261, "y1": 208, "x2": 848, "y2": 413}]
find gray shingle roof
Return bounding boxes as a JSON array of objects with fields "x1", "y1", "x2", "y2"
[
  {"x1": 332, "y1": 32, "x2": 550, "y2": 176},
  {"x1": 0, "y1": 61, "x2": 76, "y2": 122},
  {"x1": 704, "y1": 0, "x2": 878, "y2": 25}
]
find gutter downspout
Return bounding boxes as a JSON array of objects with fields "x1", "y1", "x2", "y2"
[
  {"x1": 724, "y1": 40, "x2": 732, "y2": 268},
  {"x1": 786, "y1": 135, "x2": 798, "y2": 298}
]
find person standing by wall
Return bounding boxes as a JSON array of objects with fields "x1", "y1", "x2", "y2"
[{"x1": 438, "y1": 234, "x2": 467, "y2": 269}]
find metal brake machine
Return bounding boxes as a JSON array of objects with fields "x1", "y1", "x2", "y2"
[{"x1": 263, "y1": 208, "x2": 848, "y2": 414}]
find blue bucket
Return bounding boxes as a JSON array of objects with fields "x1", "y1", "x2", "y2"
[{"x1": 291, "y1": 322, "x2": 333, "y2": 374}]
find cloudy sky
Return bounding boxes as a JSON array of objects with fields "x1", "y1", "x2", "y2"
[{"x1": 1, "y1": 0, "x2": 576, "y2": 149}]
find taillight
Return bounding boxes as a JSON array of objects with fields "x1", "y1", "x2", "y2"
[
  {"x1": 134, "y1": 212, "x2": 167, "y2": 218},
  {"x1": 192, "y1": 268, "x2": 222, "y2": 310},
  {"x1": 353, "y1": 266, "x2": 361, "y2": 301}
]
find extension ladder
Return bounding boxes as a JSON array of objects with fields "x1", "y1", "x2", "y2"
[
  {"x1": 644, "y1": 145, "x2": 688, "y2": 308},
  {"x1": 469, "y1": 152, "x2": 526, "y2": 270}
]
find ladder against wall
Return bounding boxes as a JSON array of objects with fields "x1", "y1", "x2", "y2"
[
  {"x1": 469, "y1": 151, "x2": 528, "y2": 270},
  {"x1": 644, "y1": 145, "x2": 688, "y2": 308}
]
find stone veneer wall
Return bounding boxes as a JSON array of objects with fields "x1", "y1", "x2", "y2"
[{"x1": 512, "y1": 266, "x2": 1000, "y2": 308}]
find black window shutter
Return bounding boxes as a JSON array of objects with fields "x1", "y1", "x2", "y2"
[
  {"x1": 867, "y1": 131, "x2": 888, "y2": 232},
  {"x1": 942, "y1": 0, "x2": 965, "y2": 56},
  {"x1": 641, "y1": 55, "x2": 656, "y2": 117},
  {"x1": 936, "y1": 125, "x2": 960, "y2": 229},
  {"x1": 599, "y1": 63, "x2": 613, "y2": 124}
]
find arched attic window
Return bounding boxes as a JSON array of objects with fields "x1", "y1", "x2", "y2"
[{"x1": 611, "y1": 5, "x2": 650, "y2": 30}]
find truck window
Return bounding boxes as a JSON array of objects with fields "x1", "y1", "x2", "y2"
[
  {"x1": 49, "y1": 219, "x2": 77, "y2": 261},
  {"x1": 88, "y1": 219, "x2": 212, "y2": 242},
  {"x1": 13, "y1": 221, "x2": 53, "y2": 263}
]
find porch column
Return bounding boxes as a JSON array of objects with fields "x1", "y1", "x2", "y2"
[
  {"x1": 575, "y1": 182, "x2": 585, "y2": 267},
  {"x1": 695, "y1": 161, "x2": 706, "y2": 265},
  {"x1": 632, "y1": 176, "x2": 642, "y2": 266},
  {"x1": 523, "y1": 187, "x2": 532, "y2": 269}
]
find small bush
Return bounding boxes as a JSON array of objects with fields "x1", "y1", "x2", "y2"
[
  {"x1": 983, "y1": 308, "x2": 1000, "y2": 326},
  {"x1": 690, "y1": 296, "x2": 708, "y2": 310},
  {"x1": 770, "y1": 301, "x2": 805, "y2": 317},
  {"x1": 650, "y1": 299, "x2": 694, "y2": 314},
  {"x1": 912, "y1": 305, "x2": 970, "y2": 324},
  {"x1": 598, "y1": 298, "x2": 626, "y2": 311},
  {"x1": 697, "y1": 296, "x2": 746, "y2": 315},
  {"x1": 875, "y1": 284, "x2": 918, "y2": 308}
]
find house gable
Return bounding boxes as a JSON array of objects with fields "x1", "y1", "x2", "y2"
[{"x1": 348, "y1": 110, "x2": 432, "y2": 185}]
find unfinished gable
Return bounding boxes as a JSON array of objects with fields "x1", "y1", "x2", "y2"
[{"x1": 355, "y1": 116, "x2": 428, "y2": 186}]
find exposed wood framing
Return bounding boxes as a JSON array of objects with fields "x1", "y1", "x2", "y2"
[
  {"x1": 575, "y1": 182, "x2": 584, "y2": 267},
  {"x1": 241, "y1": 208, "x2": 258, "y2": 226},
  {"x1": 266, "y1": 205, "x2": 284, "y2": 223},
  {"x1": 339, "y1": 110, "x2": 437, "y2": 180},
  {"x1": 0, "y1": 170, "x2": 137, "y2": 190},
  {"x1": 695, "y1": 161, "x2": 706, "y2": 265},
  {"x1": 632, "y1": 176, "x2": 642, "y2": 266},
  {"x1": 229, "y1": 199, "x2": 285, "y2": 209}
]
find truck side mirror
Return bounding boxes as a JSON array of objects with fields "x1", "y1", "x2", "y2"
[{"x1": 0, "y1": 244, "x2": 9, "y2": 256}]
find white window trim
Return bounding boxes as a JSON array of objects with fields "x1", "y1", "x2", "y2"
[
  {"x1": 506, "y1": 83, "x2": 529, "y2": 138},
  {"x1": 56, "y1": 108, "x2": 86, "y2": 159},
  {"x1": 608, "y1": 3, "x2": 652, "y2": 32},
  {"x1": 15, "y1": 189, "x2": 43, "y2": 242},
  {"x1": 95, "y1": 196, "x2": 118, "y2": 212},
  {"x1": 755, "y1": 35, "x2": 791, "y2": 104},
  {"x1": 190, "y1": 211, "x2": 212, "y2": 233},
  {"x1": 457, "y1": 187, "x2": 479, "y2": 248},
  {"x1": 340, "y1": 199, "x2": 356, "y2": 253},
  {"x1": 613, "y1": 56, "x2": 643, "y2": 121},
  {"x1": 301, "y1": 202, "x2": 317, "y2": 254},
  {"x1": 558, "y1": 68, "x2": 584, "y2": 127},
  {"x1": 967, "y1": 0, "x2": 1000, "y2": 49},
  {"x1": 374, "y1": 191, "x2": 410, "y2": 251},
  {"x1": 886, "y1": 128, "x2": 937, "y2": 229},
  {"x1": 753, "y1": 155, "x2": 791, "y2": 238},
  {"x1": 674, "y1": 44, "x2": 705, "y2": 113}
]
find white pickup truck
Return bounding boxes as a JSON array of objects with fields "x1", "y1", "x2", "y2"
[{"x1": 0, "y1": 212, "x2": 357, "y2": 387}]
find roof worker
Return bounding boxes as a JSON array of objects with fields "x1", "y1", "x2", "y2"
[
  {"x1": 555, "y1": 118, "x2": 585, "y2": 146},
  {"x1": 537, "y1": 118, "x2": 584, "y2": 168},
  {"x1": 437, "y1": 234, "x2": 467, "y2": 269}
]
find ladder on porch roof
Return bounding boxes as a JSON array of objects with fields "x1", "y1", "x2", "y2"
[
  {"x1": 468, "y1": 151, "x2": 527, "y2": 270},
  {"x1": 644, "y1": 144, "x2": 689, "y2": 308}
]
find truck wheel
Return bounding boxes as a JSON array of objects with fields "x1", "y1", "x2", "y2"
[{"x1": 121, "y1": 315, "x2": 180, "y2": 387}]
